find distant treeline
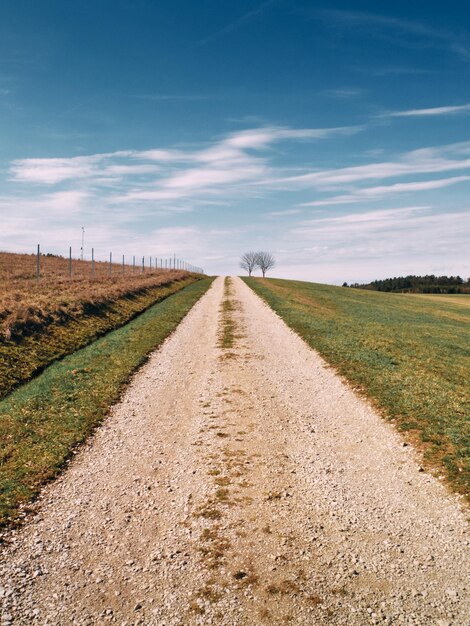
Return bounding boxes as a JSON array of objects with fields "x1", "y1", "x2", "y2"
[{"x1": 346, "y1": 275, "x2": 470, "y2": 294}]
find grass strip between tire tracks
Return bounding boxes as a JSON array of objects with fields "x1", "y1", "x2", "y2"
[
  {"x1": 0, "y1": 277, "x2": 214, "y2": 526},
  {"x1": 243, "y1": 277, "x2": 470, "y2": 499}
]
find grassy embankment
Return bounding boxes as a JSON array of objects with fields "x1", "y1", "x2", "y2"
[
  {"x1": 0, "y1": 277, "x2": 214, "y2": 525},
  {"x1": 0, "y1": 251, "x2": 200, "y2": 399},
  {"x1": 243, "y1": 277, "x2": 470, "y2": 498}
]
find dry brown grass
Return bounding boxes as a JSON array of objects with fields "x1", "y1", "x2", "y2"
[{"x1": 0, "y1": 251, "x2": 194, "y2": 339}]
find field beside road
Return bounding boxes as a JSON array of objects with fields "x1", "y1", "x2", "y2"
[
  {"x1": 0, "y1": 277, "x2": 214, "y2": 525},
  {"x1": 1, "y1": 276, "x2": 468, "y2": 625},
  {"x1": 0, "y1": 251, "x2": 201, "y2": 399},
  {"x1": 243, "y1": 277, "x2": 470, "y2": 497}
]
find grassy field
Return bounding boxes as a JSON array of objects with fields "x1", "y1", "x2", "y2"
[
  {"x1": 243, "y1": 277, "x2": 470, "y2": 497},
  {"x1": 0, "y1": 251, "x2": 201, "y2": 399},
  {"x1": 0, "y1": 251, "x2": 193, "y2": 340},
  {"x1": 0, "y1": 277, "x2": 214, "y2": 525}
]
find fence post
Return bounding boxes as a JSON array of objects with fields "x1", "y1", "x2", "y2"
[
  {"x1": 109, "y1": 252, "x2": 112, "y2": 276},
  {"x1": 36, "y1": 244, "x2": 40, "y2": 280},
  {"x1": 133, "y1": 255, "x2": 135, "y2": 273},
  {"x1": 68, "y1": 246, "x2": 72, "y2": 277},
  {"x1": 142, "y1": 256, "x2": 144, "y2": 273},
  {"x1": 122, "y1": 254, "x2": 125, "y2": 275}
]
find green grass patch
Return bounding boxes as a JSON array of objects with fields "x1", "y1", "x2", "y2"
[
  {"x1": 219, "y1": 277, "x2": 236, "y2": 349},
  {"x1": 0, "y1": 277, "x2": 214, "y2": 525},
  {"x1": 0, "y1": 276, "x2": 201, "y2": 401},
  {"x1": 243, "y1": 277, "x2": 470, "y2": 497}
]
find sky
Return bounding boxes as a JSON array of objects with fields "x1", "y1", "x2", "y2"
[{"x1": 1, "y1": 0, "x2": 469, "y2": 283}]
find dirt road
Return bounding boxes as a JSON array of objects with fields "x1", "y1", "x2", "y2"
[{"x1": 1, "y1": 276, "x2": 469, "y2": 625}]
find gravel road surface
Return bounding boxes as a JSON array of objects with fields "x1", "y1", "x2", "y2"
[{"x1": 0, "y1": 276, "x2": 468, "y2": 625}]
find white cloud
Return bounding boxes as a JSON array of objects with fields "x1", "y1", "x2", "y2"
[
  {"x1": 267, "y1": 208, "x2": 302, "y2": 216},
  {"x1": 110, "y1": 126, "x2": 360, "y2": 205},
  {"x1": 298, "y1": 206, "x2": 429, "y2": 227},
  {"x1": 266, "y1": 142, "x2": 470, "y2": 192},
  {"x1": 100, "y1": 164, "x2": 159, "y2": 176},
  {"x1": 0, "y1": 189, "x2": 89, "y2": 215},
  {"x1": 10, "y1": 151, "x2": 134, "y2": 184},
  {"x1": 284, "y1": 207, "x2": 470, "y2": 282},
  {"x1": 133, "y1": 149, "x2": 187, "y2": 162},
  {"x1": 4, "y1": 126, "x2": 470, "y2": 280},
  {"x1": 10, "y1": 156, "x2": 100, "y2": 184},
  {"x1": 301, "y1": 176, "x2": 470, "y2": 206},
  {"x1": 386, "y1": 103, "x2": 470, "y2": 117},
  {"x1": 222, "y1": 126, "x2": 360, "y2": 149}
]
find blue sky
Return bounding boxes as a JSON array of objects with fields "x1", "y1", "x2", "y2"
[{"x1": 1, "y1": 0, "x2": 469, "y2": 282}]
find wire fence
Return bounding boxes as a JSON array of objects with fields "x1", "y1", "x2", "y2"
[{"x1": 32, "y1": 245, "x2": 204, "y2": 280}]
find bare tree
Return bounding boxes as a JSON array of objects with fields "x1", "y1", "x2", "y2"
[
  {"x1": 256, "y1": 251, "x2": 275, "y2": 278},
  {"x1": 240, "y1": 251, "x2": 258, "y2": 276}
]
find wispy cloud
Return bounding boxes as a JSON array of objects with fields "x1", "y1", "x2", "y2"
[
  {"x1": 197, "y1": 0, "x2": 279, "y2": 47},
  {"x1": 9, "y1": 151, "x2": 136, "y2": 184},
  {"x1": 322, "y1": 88, "x2": 363, "y2": 99},
  {"x1": 131, "y1": 94, "x2": 218, "y2": 102},
  {"x1": 0, "y1": 190, "x2": 90, "y2": 216},
  {"x1": 8, "y1": 130, "x2": 470, "y2": 219},
  {"x1": 298, "y1": 206, "x2": 429, "y2": 227},
  {"x1": 5, "y1": 126, "x2": 470, "y2": 281},
  {"x1": 290, "y1": 206, "x2": 468, "y2": 251},
  {"x1": 6, "y1": 125, "x2": 363, "y2": 217},
  {"x1": 385, "y1": 103, "x2": 470, "y2": 117},
  {"x1": 351, "y1": 65, "x2": 437, "y2": 77},
  {"x1": 267, "y1": 208, "x2": 302, "y2": 217},
  {"x1": 300, "y1": 176, "x2": 470, "y2": 206},
  {"x1": 267, "y1": 142, "x2": 470, "y2": 189},
  {"x1": 111, "y1": 125, "x2": 362, "y2": 204},
  {"x1": 284, "y1": 206, "x2": 470, "y2": 282},
  {"x1": 318, "y1": 9, "x2": 470, "y2": 61}
]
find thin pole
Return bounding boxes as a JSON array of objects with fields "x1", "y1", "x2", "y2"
[
  {"x1": 149, "y1": 256, "x2": 152, "y2": 271},
  {"x1": 109, "y1": 252, "x2": 112, "y2": 276},
  {"x1": 91, "y1": 248, "x2": 95, "y2": 277},
  {"x1": 81, "y1": 226, "x2": 85, "y2": 261},
  {"x1": 122, "y1": 254, "x2": 125, "y2": 275},
  {"x1": 133, "y1": 255, "x2": 135, "y2": 273},
  {"x1": 68, "y1": 246, "x2": 72, "y2": 277},
  {"x1": 36, "y1": 244, "x2": 40, "y2": 280},
  {"x1": 142, "y1": 256, "x2": 144, "y2": 273}
]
